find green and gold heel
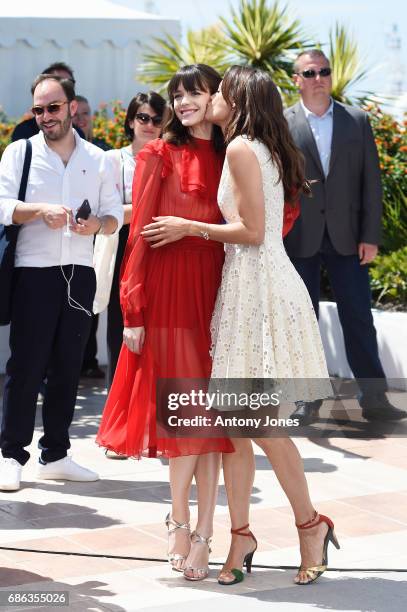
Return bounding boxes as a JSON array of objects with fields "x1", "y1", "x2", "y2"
[{"x1": 218, "y1": 524, "x2": 257, "y2": 586}]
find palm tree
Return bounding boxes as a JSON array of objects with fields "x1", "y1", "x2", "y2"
[
  {"x1": 329, "y1": 23, "x2": 370, "y2": 104},
  {"x1": 138, "y1": 1, "x2": 311, "y2": 96},
  {"x1": 217, "y1": 0, "x2": 311, "y2": 94},
  {"x1": 138, "y1": 26, "x2": 229, "y2": 92}
]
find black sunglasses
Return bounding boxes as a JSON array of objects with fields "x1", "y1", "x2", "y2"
[
  {"x1": 31, "y1": 101, "x2": 68, "y2": 116},
  {"x1": 298, "y1": 67, "x2": 332, "y2": 79},
  {"x1": 134, "y1": 112, "x2": 162, "y2": 127}
]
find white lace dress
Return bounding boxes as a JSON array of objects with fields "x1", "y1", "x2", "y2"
[{"x1": 210, "y1": 137, "x2": 331, "y2": 401}]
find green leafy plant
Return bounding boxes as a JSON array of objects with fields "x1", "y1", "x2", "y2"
[
  {"x1": 367, "y1": 104, "x2": 407, "y2": 252},
  {"x1": 369, "y1": 247, "x2": 407, "y2": 308}
]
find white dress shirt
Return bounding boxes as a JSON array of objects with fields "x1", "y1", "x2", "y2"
[
  {"x1": 0, "y1": 130, "x2": 123, "y2": 267},
  {"x1": 106, "y1": 146, "x2": 136, "y2": 205},
  {"x1": 301, "y1": 99, "x2": 334, "y2": 176}
]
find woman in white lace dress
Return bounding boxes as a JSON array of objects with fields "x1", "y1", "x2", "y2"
[{"x1": 142, "y1": 66, "x2": 339, "y2": 586}]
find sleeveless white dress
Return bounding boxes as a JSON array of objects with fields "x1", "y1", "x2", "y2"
[{"x1": 210, "y1": 137, "x2": 331, "y2": 401}]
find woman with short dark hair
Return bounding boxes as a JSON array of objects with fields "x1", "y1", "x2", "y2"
[{"x1": 100, "y1": 92, "x2": 167, "y2": 386}]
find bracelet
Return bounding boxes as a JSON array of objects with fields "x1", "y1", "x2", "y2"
[{"x1": 199, "y1": 224, "x2": 210, "y2": 240}]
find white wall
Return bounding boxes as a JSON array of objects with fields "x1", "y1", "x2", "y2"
[
  {"x1": 1, "y1": 303, "x2": 406, "y2": 387},
  {"x1": 0, "y1": 18, "x2": 179, "y2": 119},
  {"x1": 318, "y1": 302, "x2": 407, "y2": 390}
]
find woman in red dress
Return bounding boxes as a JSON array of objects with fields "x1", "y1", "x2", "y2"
[{"x1": 96, "y1": 65, "x2": 234, "y2": 580}]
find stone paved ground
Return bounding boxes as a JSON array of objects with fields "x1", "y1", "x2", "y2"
[{"x1": 0, "y1": 376, "x2": 406, "y2": 611}]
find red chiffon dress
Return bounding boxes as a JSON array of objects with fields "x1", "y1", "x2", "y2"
[{"x1": 96, "y1": 138, "x2": 235, "y2": 458}]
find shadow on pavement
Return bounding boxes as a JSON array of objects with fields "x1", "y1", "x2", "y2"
[
  {"x1": 0, "y1": 501, "x2": 119, "y2": 529},
  {"x1": 254, "y1": 454, "x2": 338, "y2": 473},
  {"x1": 156, "y1": 571, "x2": 406, "y2": 612},
  {"x1": 243, "y1": 574, "x2": 406, "y2": 611},
  {"x1": 0, "y1": 569, "x2": 125, "y2": 611},
  {"x1": 2, "y1": 481, "x2": 262, "y2": 507}
]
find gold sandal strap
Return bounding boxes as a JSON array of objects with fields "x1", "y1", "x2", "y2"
[
  {"x1": 303, "y1": 564, "x2": 327, "y2": 575},
  {"x1": 166, "y1": 513, "x2": 190, "y2": 534},
  {"x1": 191, "y1": 531, "x2": 212, "y2": 554},
  {"x1": 168, "y1": 553, "x2": 187, "y2": 562},
  {"x1": 185, "y1": 566, "x2": 209, "y2": 574},
  {"x1": 191, "y1": 531, "x2": 212, "y2": 545}
]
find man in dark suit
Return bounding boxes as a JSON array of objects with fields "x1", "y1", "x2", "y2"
[{"x1": 284, "y1": 49, "x2": 405, "y2": 423}]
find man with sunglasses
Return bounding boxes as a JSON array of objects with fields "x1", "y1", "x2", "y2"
[
  {"x1": 0, "y1": 74, "x2": 123, "y2": 491},
  {"x1": 284, "y1": 49, "x2": 406, "y2": 424},
  {"x1": 11, "y1": 62, "x2": 84, "y2": 142}
]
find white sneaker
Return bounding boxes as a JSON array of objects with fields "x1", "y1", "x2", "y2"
[
  {"x1": 36, "y1": 456, "x2": 99, "y2": 482},
  {"x1": 0, "y1": 457, "x2": 23, "y2": 491}
]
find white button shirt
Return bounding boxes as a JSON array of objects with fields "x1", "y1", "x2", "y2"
[
  {"x1": 301, "y1": 99, "x2": 334, "y2": 177},
  {"x1": 0, "y1": 130, "x2": 123, "y2": 267}
]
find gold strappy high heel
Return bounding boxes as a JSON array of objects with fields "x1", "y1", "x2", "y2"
[
  {"x1": 183, "y1": 531, "x2": 212, "y2": 581},
  {"x1": 165, "y1": 513, "x2": 191, "y2": 572},
  {"x1": 295, "y1": 510, "x2": 340, "y2": 585}
]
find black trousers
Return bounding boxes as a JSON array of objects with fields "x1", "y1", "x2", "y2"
[
  {"x1": 0, "y1": 265, "x2": 95, "y2": 465},
  {"x1": 290, "y1": 232, "x2": 387, "y2": 400},
  {"x1": 82, "y1": 313, "x2": 99, "y2": 370},
  {"x1": 107, "y1": 225, "x2": 129, "y2": 388}
]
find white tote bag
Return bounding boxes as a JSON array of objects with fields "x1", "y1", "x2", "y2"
[
  {"x1": 93, "y1": 150, "x2": 124, "y2": 314},
  {"x1": 92, "y1": 232, "x2": 119, "y2": 314}
]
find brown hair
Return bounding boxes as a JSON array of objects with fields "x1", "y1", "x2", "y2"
[
  {"x1": 221, "y1": 66, "x2": 310, "y2": 202},
  {"x1": 31, "y1": 74, "x2": 76, "y2": 102},
  {"x1": 165, "y1": 64, "x2": 224, "y2": 152}
]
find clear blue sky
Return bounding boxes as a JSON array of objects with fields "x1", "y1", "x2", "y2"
[{"x1": 138, "y1": 0, "x2": 407, "y2": 99}]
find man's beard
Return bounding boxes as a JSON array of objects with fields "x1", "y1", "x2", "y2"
[{"x1": 40, "y1": 110, "x2": 72, "y2": 141}]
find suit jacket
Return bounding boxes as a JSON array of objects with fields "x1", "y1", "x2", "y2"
[{"x1": 284, "y1": 101, "x2": 382, "y2": 257}]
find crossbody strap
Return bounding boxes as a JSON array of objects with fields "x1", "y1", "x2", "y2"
[
  {"x1": 18, "y1": 139, "x2": 32, "y2": 202},
  {"x1": 120, "y1": 148, "x2": 126, "y2": 205}
]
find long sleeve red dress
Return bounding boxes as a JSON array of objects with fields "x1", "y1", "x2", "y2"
[{"x1": 96, "y1": 138, "x2": 235, "y2": 458}]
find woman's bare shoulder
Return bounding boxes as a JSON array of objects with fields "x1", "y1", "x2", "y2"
[{"x1": 226, "y1": 137, "x2": 259, "y2": 169}]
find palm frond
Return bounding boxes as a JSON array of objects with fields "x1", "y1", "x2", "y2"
[
  {"x1": 138, "y1": 27, "x2": 229, "y2": 92},
  {"x1": 217, "y1": 0, "x2": 311, "y2": 91},
  {"x1": 329, "y1": 23, "x2": 369, "y2": 104}
]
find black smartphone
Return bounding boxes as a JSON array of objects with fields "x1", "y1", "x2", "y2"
[{"x1": 75, "y1": 199, "x2": 91, "y2": 223}]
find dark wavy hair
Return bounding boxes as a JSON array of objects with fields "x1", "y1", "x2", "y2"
[
  {"x1": 221, "y1": 66, "x2": 310, "y2": 202},
  {"x1": 165, "y1": 64, "x2": 224, "y2": 152},
  {"x1": 124, "y1": 91, "x2": 167, "y2": 140}
]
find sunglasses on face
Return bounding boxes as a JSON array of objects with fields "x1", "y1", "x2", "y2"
[
  {"x1": 31, "y1": 101, "x2": 68, "y2": 116},
  {"x1": 298, "y1": 67, "x2": 332, "y2": 79},
  {"x1": 134, "y1": 112, "x2": 162, "y2": 127}
]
